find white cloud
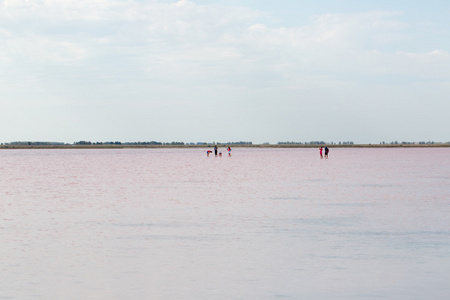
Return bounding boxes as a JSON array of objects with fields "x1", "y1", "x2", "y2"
[
  {"x1": 7, "y1": 37, "x2": 87, "y2": 63},
  {"x1": 355, "y1": 49, "x2": 450, "y2": 80},
  {"x1": 397, "y1": 49, "x2": 450, "y2": 61},
  {"x1": 0, "y1": 1, "x2": 440, "y2": 81}
]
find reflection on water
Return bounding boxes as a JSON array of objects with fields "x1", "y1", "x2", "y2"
[{"x1": 1, "y1": 147, "x2": 449, "y2": 299}]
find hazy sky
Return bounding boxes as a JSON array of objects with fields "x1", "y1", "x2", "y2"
[{"x1": 1, "y1": 0, "x2": 449, "y2": 144}]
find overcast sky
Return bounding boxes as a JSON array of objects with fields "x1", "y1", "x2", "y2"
[{"x1": 1, "y1": 0, "x2": 449, "y2": 144}]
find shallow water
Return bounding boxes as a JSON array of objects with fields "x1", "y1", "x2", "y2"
[{"x1": 1, "y1": 147, "x2": 449, "y2": 299}]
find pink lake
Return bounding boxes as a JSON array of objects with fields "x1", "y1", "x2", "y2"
[{"x1": 1, "y1": 147, "x2": 449, "y2": 299}]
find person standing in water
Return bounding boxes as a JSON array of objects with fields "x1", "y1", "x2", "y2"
[
  {"x1": 319, "y1": 146, "x2": 323, "y2": 159},
  {"x1": 214, "y1": 145, "x2": 218, "y2": 157},
  {"x1": 324, "y1": 146, "x2": 329, "y2": 158},
  {"x1": 227, "y1": 147, "x2": 232, "y2": 156}
]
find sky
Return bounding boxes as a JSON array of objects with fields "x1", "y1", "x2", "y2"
[{"x1": 1, "y1": 0, "x2": 449, "y2": 144}]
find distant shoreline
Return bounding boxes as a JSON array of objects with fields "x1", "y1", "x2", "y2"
[{"x1": 1, "y1": 144, "x2": 449, "y2": 150}]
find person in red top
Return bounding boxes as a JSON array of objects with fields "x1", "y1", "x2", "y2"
[{"x1": 319, "y1": 147, "x2": 323, "y2": 159}]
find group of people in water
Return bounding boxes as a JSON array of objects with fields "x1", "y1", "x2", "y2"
[
  {"x1": 319, "y1": 146, "x2": 329, "y2": 158},
  {"x1": 207, "y1": 146, "x2": 330, "y2": 158},
  {"x1": 207, "y1": 145, "x2": 232, "y2": 157}
]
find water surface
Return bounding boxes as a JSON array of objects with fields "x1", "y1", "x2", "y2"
[{"x1": 1, "y1": 148, "x2": 449, "y2": 299}]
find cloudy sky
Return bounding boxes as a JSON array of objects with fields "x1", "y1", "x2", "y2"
[{"x1": 1, "y1": 0, "x2": 449, "y2": 144}]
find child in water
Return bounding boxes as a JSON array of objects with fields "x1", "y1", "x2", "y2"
[
  {"x1": 206, "y1": 150, "x2": 212, "y2": 157},
  {"x1": 319, "y1": 147, "x2": 323, "y2": 159},
  {"x1": 227, "y1": 147, "x2": 232, "y2": 156}
]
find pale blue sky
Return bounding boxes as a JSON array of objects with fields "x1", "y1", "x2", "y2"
[{"x1": 1, "y1": 0, "x2": 449, "y2": 144}]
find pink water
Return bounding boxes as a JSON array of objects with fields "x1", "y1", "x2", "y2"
[{"x1": 1, "y1": 148, "x2": 449, "y2": 299}]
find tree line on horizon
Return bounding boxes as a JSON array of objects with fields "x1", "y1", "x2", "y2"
[{"x1": 2, "y1": 140, "x2": 448, "y2": 146}]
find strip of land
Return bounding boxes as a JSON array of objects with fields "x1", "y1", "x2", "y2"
[{"x1": 1, "y1": 143, "x2": 448, "y2": 149}]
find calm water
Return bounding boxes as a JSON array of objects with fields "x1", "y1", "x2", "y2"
[{"x1": 1, "y1": 147, "x2": 449, "y2": 299}]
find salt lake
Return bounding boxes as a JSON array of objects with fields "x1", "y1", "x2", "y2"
[{"x1": 1, "y1": 147, "x2": 449, "y2": 299}]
